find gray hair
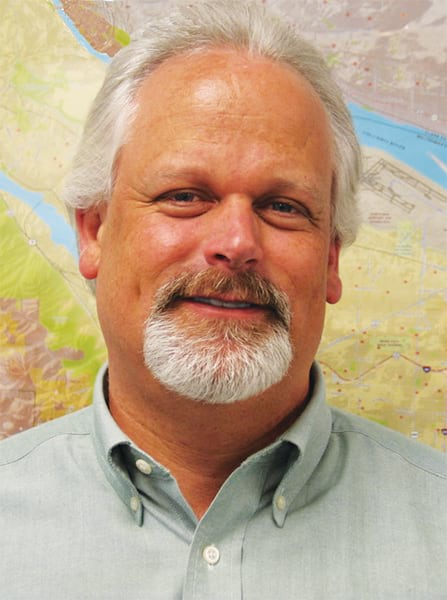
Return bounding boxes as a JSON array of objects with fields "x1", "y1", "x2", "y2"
[{"x1": 64, "y1": 0, "x2": 362, "y2": 245}]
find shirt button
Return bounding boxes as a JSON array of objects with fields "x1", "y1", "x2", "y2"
[
  {"x1": 130, "y1": 496, "x2": 140, "y2": 512},
  {"x1": 135, "y1": 458, "x2": 153, "y2": 475},
  {"x1": 202, "y1": 545, "x2": 220, "y2": 566},
  {"x1": 275, "y1": 494, "x2": 287, "y2": 511}
]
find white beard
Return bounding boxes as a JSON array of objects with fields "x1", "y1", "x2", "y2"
[{"x1": 143, "y1": 311, "x2": 292, "y2": 404}]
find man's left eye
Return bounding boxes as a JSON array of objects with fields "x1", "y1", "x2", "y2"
[
  {"x1": 257, "y1": 197, "x2": 316, "y2": 230},
  {"x1": 270, "y1": 201, "x2": 296, "y2": 214},
  {"x1": 171, "y1": 191, "x2": 198, "y2": 203}
]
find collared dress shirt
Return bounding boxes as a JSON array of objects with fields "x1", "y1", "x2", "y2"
[{"x1": 0, "y1": 363, "x2": 446, "y2": 599}]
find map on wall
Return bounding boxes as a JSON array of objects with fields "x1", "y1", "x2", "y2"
[{"x1": 0, "y1": 0, "x2": 446, "y2": 450}]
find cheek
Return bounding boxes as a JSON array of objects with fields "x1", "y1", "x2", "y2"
[
  {"x1": 109, "y1": 211, "x2": 181, "y2": 255},
  {"x1": 287, "y1": 270, "x2": 328, "y2": 347},
  {"x1": 274, "y1": 236, "x2": 329, "y2": 287},
  {"x1": 140, "y1": 219, "x2": 202, "y2": 266},
  {"x1": 114, "y1": 217, "x2": 204, "y2": 295},
  {"x1": 280, "y1": 247, "x2": 331, "y2": 321}
]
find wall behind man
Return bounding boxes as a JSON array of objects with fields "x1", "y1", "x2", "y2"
[{"x1": 0, "y1": 0, "x2": 446, "y2": 450}]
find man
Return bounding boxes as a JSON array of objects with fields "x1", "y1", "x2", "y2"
[{"x1": 1, "y1": 1, "x2": 445, "y2": 598}]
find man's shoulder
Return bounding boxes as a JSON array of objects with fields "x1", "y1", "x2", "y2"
[
  {"x1": 0, "y1": 407, "x2": 92, "y2": 467},
  {"x1": 329, "y1": 406, "x2": 446, "y2": 479}
]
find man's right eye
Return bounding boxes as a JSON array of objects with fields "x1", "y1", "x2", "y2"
[
  {"x1": 155, "y1": 189, "x2": 213, "y2": 217},
  {"x1": 158, "y1": 190, "x2": 203, "y2": 204}
]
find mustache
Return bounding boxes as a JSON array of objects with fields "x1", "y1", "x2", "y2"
[{"x1": 151, "y1": 269, "x2": 291, "y2": 328}]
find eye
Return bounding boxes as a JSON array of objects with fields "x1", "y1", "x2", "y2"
[
  {"x1": 270, "y1": 201, "x2": 298, "y2": 214},
  {"x1": 256, "y1": 197, "x2": 317, "y2": 230},
  {"x1": 169, "y1": 191, "x2": 198, "y2": 203},
  {"x1": 155, "y1": 189, "x2": 214, "y2": 217}
]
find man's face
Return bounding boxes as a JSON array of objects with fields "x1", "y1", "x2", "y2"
[{"x1": 77, "y1": 48, "x2": 342, "y2": 401}]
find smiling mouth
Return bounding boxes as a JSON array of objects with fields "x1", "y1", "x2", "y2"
[
  {"x1": 186, "y1": 296, "x2": 260, "y2": 309},
  {"x1": 151, "y1": 270, "x2": 291, "y2": 328}
]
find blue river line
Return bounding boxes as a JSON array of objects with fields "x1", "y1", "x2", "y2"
[
  {"x1": 0, "y1": 172, "x2": 78, "y2": 259},
  {"x1": 349, "y1": 103, "x2": 447, "y2": 190}
]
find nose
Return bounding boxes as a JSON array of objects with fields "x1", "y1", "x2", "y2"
[{"x1": 202, "y1": 195, "x2": 263, "y2": 271}]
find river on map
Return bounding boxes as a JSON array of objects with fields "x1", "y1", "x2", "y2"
[
  {"x1": 350, "y1": 103, "x2": 447, "y2": 190},
  {"x1": 0, "y1": 172, "x2": 78, "y2": 258}
]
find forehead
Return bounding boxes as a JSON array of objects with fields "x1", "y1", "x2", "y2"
[{"x1": 131, "y1": 47, "x2": 332, "y2": 147}]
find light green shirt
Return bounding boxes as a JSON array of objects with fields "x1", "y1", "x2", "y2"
[{"x1": 1, "y1": 364, "x2": 446, "y2": 599}]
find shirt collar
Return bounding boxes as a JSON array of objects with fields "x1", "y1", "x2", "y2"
[{"x1": 92, "y1": 362, "x2": 331, "y2": 528}]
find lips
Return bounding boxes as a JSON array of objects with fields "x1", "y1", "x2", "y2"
[{"x1": 187, "y1": 296, "x2": 258, "y2": 309}]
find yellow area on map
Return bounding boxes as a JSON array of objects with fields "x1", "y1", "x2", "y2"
[
  {"x1": 319, "y1": 216, "x2": 447, "y2": 451},
  {"x1": 0, "y1": 0, "x2": 106, "y2": 203}
]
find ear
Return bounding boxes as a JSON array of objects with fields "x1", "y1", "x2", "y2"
[
  {"x1": 75, "y1": 205, "x2": 107, "y2": 280},
  {"x1": 326, "y1": 239, "x2": 342, "y2": 305}
]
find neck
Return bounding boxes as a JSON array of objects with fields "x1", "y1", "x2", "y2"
[{"x1": 107, "y1": 364, "x2": 309, "y2": 518}]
